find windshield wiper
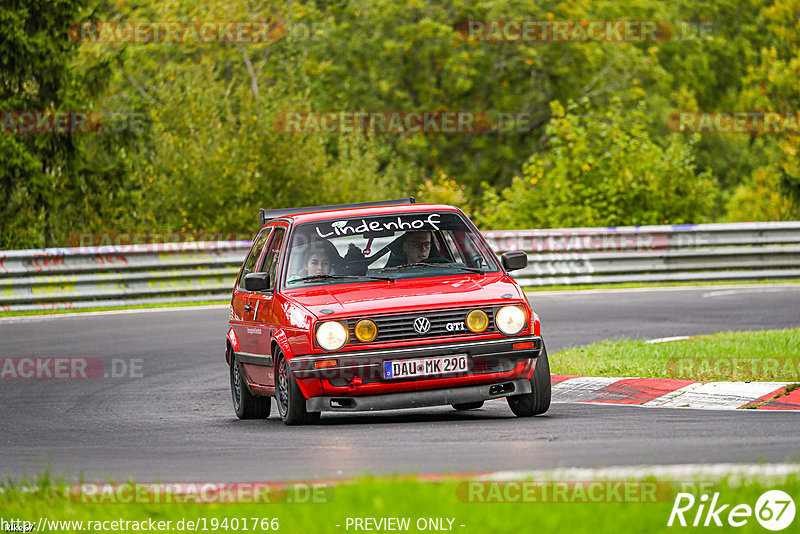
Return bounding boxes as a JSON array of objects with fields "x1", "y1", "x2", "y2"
[
  {"x1": 382, "y1": 262, "x2": 485, "y2": 274},
  {"x1": 448, "y1": 265, "x2": 486, "y2": 274},
  {"x1": 288, "y1": 274, "x2": 394, "y2": 284}
]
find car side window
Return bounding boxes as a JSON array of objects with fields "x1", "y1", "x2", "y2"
[
  {"x1": 237, "y1": 228, "x2": 271, "y2": 291},
  {"x1": 260, "y1": 227, "x2": 286, "y2": 290}
]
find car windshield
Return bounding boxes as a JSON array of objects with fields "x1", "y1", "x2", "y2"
[{"x1": 282, "y1": 211, "x2": 500, "y2": 288}]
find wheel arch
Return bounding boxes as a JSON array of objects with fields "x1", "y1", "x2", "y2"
[
  {"x1": 271, "y1": 331, "x2": 324, "y2": 400},
  {"x1": 271, "y1": 329, "x2": 295, "y2": 361}
]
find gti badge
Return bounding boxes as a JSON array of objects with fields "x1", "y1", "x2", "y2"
[{"x1": 413, "y1": 316, "x2": 431, "y2": 334}]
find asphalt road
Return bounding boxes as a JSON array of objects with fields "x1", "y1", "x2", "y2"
[{"x1": 1, "y1": 284, "x2": 799, "y2": 482}]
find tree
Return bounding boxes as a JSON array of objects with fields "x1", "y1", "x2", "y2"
[
  {"x1": 476, "y1": 96, "x2": 718, "y2": 229},
  {"x1": 86, "y1": 0, "x2": 411, "y2": 236},
  {"x1": 0, "y1": 0, "x2": 123, "y2": 248}
]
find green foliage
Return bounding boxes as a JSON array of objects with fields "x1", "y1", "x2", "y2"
[
  {"x1": 477, "y1": 97, "x2": 717, "y2": 229},
  {"x1": 414, "y1": 170, "x2": 471, "y2": 211},
  {"x1": 2, "y1": 0, "x2": 800, "y2": 249},
  {"x1": 289, "y1": 0, "x2": 669, "y2": 192},
  {"x1": 0, "y1": 0, "x2": 126, "y2": 248},
  {"x1": 83, "y1": 0, "x2": 410, "y2": 236},
  {"x1": 724, "y1": 166, "x2": 800, "y2": 221}
]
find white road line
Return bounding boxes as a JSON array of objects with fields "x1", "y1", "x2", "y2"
[
  {"x1": 702, "y1": 286, "x2": 800, "y2": 298},
  {"x1": 644, "y1": 335, "x2": 694, "y2": 344},
  {"x1": 528, "y1": 283, "x2": 800, "y2": 297},
  {"x1": 479, "y1": 463, "x2": 800, "y2": 482}
]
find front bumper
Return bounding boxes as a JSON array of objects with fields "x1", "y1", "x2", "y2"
[
  {"x1": 306, "y1": 378, "x2": 532, "y2": 412},
  {"x1": 289, "y1": 335, "x2": 543, "y2": 379}
]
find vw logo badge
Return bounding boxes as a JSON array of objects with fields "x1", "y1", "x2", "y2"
[{"x1": 413, "y1": 316, "x2": 431, "y2": 334}]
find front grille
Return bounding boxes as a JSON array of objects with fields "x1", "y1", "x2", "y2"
[{"x1": 346, "y1": 307, "x2": 497, "y2": 344}]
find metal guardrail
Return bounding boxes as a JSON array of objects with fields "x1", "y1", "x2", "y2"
[
  {"x1": 2, "y1": 222, "x2": 799, "y2": 312},
  {"x1": 0, "y1": 242, "x2": 250, "y2": 312},
  {"x1": 482, "y1": 221, "x2": 800, "y2": 287}
]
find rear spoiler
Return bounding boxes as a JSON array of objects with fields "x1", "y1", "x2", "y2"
[{"x1": 259, "y1": 197, "x2": 415, "y2": 226}]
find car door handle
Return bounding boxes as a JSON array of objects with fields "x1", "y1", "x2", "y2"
[{"x1": 244, "y1": 304, "x2": 253, "y2": 312}]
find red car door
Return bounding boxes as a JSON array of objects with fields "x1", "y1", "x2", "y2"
[
  {"x1": 245, "y1": 224, "x2": 288, "y2": 388},
  {"x1": 230, "y1": 226, "x2": 272, "y2": 355}
]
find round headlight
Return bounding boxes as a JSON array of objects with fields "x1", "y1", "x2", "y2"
[
  {"x1": 466, "y1": 310, "x2": 489, "y2": 333},
  {"x1": 496, "y1": 305, "x2": 526, "y2": 335},
  {"x1": 354, "y1": 319, "x2": 378, "y2": 342},
  {"x1": 316, "y1": 321, "x2": 347, "y2": 351}
]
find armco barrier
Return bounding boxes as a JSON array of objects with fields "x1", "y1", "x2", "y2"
[
  {"x1": 482, "y1": 221, "x2": 800, "y2": 286},
  {"x1": 0, "y1": 241, "x2": 251, "y2": 312},
  {"x1": 1, "y1": 222, "x2": 800, "y2": 312}
]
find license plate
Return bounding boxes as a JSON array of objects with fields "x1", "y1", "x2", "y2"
[{"x1": 383, "y1": 354, "x2": 468, "y2": 379}]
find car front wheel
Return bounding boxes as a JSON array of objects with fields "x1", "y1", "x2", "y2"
[
  {"x1": 230, "y1": 350, "x2": 271, "y2": 419},
  {"x1": 507, "y1": 345, "x2": 551, "y2": 417},
  {"x1": 275, "y1": 351, "x2": 320, "y2": 425}
]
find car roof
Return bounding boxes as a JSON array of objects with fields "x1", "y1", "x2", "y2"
[{"x1": 265, "y1": 203, "x2": 463, "y2": 226}]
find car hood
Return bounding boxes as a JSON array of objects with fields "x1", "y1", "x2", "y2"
[{"x1": 285, "y1": 273, "x2": 526, "y2": 318}]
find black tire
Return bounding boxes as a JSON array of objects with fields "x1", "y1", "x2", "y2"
[
  {"x1": 230, "y1": 351, "x2": 271, "y2": 419},
  {"x1": 452, "y1": 401, "x2": 484, "y2": 411},
  {"x1": 507, "y1": 345, "x2": 551, "y2": 417},
  {"x1": 275, "y1": 352, "x2": 320, "y2": 426}
]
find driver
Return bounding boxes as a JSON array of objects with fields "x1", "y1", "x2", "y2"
[{"x1": 401, "y1": 231, "x2": 432, "y2": 264}]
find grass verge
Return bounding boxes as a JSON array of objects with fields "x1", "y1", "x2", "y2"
[
  {"x1": 1, "y1": 474, "x2": 798, "y2": 534},
  {"x1": 525, "y1": 279, "x2": 800, "y2": 292},
  {"x1": 0, "y1": 300, "x2": 228, "y2": 318},
  {"x1": 551, "y1": 328, "x2": 800, "y2": 381}
]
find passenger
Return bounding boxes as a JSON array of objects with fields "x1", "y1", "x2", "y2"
[{"x1": 298, "y1": 243, "x2": 332, "y2": 278}]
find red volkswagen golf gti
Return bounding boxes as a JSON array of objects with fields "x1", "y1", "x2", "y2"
[{"x1": 226, "y1": 198, "x2": 550, "y2": 424}]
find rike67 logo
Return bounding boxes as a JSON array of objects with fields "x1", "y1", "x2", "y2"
[{"x1": 668, "y1": 490, "x2": 795, "y2": 530}]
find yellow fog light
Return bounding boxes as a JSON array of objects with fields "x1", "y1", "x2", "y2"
[
  {"x1": 466, "y1": 310, "x2": 489, "y2": 333},
  {"x1": 355, "y1": 319, "x2": 378, "y2": 342}
]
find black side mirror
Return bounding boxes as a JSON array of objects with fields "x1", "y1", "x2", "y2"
[
  {"x1": 244, "y1": 272, "x2": 270, "y2": 292},
  {"x1": 501, "y1": 251, "x2": 528, "y2": 272}
]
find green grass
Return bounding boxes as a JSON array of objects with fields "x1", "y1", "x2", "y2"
[
  {"x1": 1, "y1": 474, "x2": 798, "y2": 534},
  {"x1": 525, "y1": 279, "x2": 800, "y2": 292},
  {"x1": 0, "y1": 300, "x2": 228, "y2": 318},
  {"x1": 551, "y1": 328, "x2": 800, "y2": 381}
]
